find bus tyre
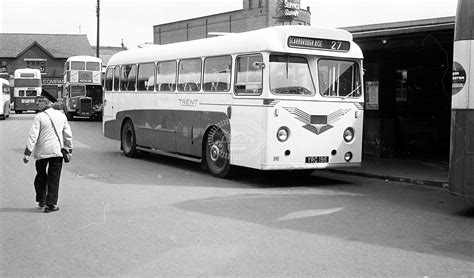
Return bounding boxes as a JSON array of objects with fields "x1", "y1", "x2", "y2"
[
  {"x1": 121, "y1": 120, "x2": 140, "y2": 158},
  {"x1": 205, "y1": 127, "x2": 231, "y2": 178}
]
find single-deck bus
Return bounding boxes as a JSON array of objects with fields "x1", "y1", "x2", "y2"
[
  {"x1": 103, "y1": 26, "x2": 364, "y2": 178},
  {"x1": 0, "y1": 78, "x2": 11, "y2": 119},
  {"x1": 13, "y1": 68, "x2": 42, "y2": 113},
  {"x1": 449, "y1": 0, "x2": 474, "y2": 200},
  {"x1": 63, "y1": 55, "x2": 103, "y2": 120}
]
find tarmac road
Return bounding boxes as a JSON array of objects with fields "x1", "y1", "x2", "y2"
[{"x1": 1, "y1": 113, "x2": 473, "y2": 277}]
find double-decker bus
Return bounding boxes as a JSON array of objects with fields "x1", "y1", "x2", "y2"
[
  {"x1": 103, "y1": 26, "x2": 364, "y2": 178},
  {"x1": 13, "y1": 68, "x2": 42, "y2": 113},
  {"x1": 0, "y1": 78, "x2": 11, "y2": 119},
  {"x1": 449, "y1": 0, "x2": 474, "y2": 200},
  {"x1": 63, "y1": 55, "x2": 103, "y2": 120}
]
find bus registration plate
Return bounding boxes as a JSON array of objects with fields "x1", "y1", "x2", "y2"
[
  {"x1": 305, "y1": 156, "x2": 329, "y2": 163},
  {"x1": 21, "y1": 99, "x2": 35, "y2": 104}
]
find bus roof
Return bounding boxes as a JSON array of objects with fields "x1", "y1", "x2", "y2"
[
  {"x1": 14, "y1": 68, "x2": 41, "y2": 77},
  {"x1": 66, "y1": 55, "x2": 102, "y2": 63},
  {"x1": 107, "y1": 26, "x2": 363, "y2": 66}
]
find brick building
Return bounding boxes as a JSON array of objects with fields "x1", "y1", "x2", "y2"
[
  {"x1": 0, "y1": 33, "x2": 94, "y2": 100},
  {"x1": 153, "y1": 0, "x2": 311, "y2": 45}
]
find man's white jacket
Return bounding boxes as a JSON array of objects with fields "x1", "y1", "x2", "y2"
[{"x1": 24, "y1": 108, "x2": 73, "y2": 159}]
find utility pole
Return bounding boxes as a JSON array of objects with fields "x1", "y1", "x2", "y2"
[{"x1": 96, "y1": 0, "x2": 100, "y2": 58}]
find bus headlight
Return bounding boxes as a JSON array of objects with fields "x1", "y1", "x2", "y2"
[
  {"x1": 344, "y1": 152, "x2": 353, "y2": 162},
  {"x1": 343, "y1": 127, "x2": 354, "y2": 143},
  {"x1": 277, "y1": 127, "x2": 290, "y2": 142}
]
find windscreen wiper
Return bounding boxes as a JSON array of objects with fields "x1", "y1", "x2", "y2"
[{"x1": 342, "y1": 84, "x2": 362, "y2": 99}]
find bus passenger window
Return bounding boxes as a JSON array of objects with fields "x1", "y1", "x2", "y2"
[
  {"x1": 86, "y1": 62, "x2": 101, "y2": 71},
  {"x1": 113, "y1": 67, "x2": 120, "y2": 91},
  {"x1": 156, "y1": 61, "x2": 176, "y2": 92},
  {"x1": 121, "y1": 64, "x2": 137, "y2": 91},
  {"x1": 203, "y1": 56, "x2": 231, "y2": 92},
  {"x1": 235, "y1": 54, "x2": 263, "y2": 95},
  {"x1": 71, "y1": 61, "x2": 85, "y2": 70},
  {"x1": 137, "y1": 63, "x2": 155, "y2": 91},
  {"x1": 105, "y1": 67, "x2": 113, "y2": 91},
  {"x1": 178, "y1": 58, "x2": 201, "y2": 92}
]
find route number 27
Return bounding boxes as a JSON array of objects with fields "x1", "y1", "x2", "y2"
[{"x1": 331, "y1": 41, "x2": 342, "y2": 50}]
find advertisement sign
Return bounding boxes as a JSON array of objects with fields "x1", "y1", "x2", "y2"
[
  {"x1": 78, "y1": 71, "x2": 93, "y2": 83},
  {"x1": 365, "y1": 81, "x2": 379, "y2": 110},
  {"x1": 281, "y1": 0, "x2": 300, "y2": 17}
]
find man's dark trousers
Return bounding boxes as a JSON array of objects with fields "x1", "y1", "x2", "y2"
[{"x1": 34, "y1": 157, "x2": 63, "y2": 206}]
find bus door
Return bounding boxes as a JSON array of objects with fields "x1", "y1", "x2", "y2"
[{"x1": 103, "y1": 66, "x2": 117, "y2": 119}]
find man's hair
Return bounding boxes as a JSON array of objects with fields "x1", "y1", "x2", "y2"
[{"x1": 38, "y1": 98, "x2": 52, "y2": 110}]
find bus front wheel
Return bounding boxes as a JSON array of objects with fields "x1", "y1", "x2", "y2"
[
  {"x1": 121, "y1": 120, "x2": 140, "y2": 158},
  {"x1": 205, "y1": 127, "x2": 231, "y2": 178}
]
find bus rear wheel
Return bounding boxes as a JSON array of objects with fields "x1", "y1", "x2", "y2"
[
  {"x1": 121, "y1": 120, "x2": 140, "y2": 158},
  {"x1": 205, "y1": 127, "x2": 231, "y2": 178}
]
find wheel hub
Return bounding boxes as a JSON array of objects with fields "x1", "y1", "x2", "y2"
[{"x1": 210, "y1": 144, "x2": 221, "y2": 162}]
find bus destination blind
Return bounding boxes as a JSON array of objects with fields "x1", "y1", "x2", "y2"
[{"x1": 288, "y1": 36, "x2": 350, "y2": 52}]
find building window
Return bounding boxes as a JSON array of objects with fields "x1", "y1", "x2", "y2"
[
  {"x1": 25, "y1": 59, "x2": 46, "y2": 74},
  {"x1": 0, "y1": 61, "x2": 7, "y2": 74},
  {"x1": 396, "y1": 69, "x2": 408, "y2": 102}
]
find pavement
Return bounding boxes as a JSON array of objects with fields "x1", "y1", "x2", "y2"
[{"x1": 330, "y1": 155, "x2": 450, "y2": 188}]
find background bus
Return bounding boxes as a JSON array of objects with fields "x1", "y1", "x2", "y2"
[
  {"x1": 0, "y1": 78, "x2": 11, "y2": 119},
  {"x1": 63, "y1": 55, "x2": 103, "y2": 120},
  {"x1": 103, "y1": 26, "x2": 364, "y2": 178},
  {"x1": 449, "y1": 0, "x2": 474, "y2": 200},
  {"x1": 13, "y1": 68, "x2": 42, "y2": 113}
]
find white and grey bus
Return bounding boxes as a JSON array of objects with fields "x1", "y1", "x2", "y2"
[{"x1": 103, "y1": 26, "x2": 364, "y2": 178}]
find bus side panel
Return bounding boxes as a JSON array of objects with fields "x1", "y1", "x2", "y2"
[
  {"x1": 449, "y1": 108, "x2": 474, "y2": 198},
  {"x1": 108, "y1": 108, "x2": 230, "y2": 159},
  {"x1": 103, "y1": 118, "x2": 120, "y2": 140},
  {"x1": 227, "y1": 105, "x2": 266, "y2": 170},
  {"x1": 176, "y1": 110, "x2": 201, "y2": 156}
]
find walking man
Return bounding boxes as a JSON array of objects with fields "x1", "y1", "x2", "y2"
[{"x1": 23, "y1": 98, "x2": 73, "y2": 213}]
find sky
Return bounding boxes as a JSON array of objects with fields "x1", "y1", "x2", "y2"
[{"x1": 0, "y1": 0, "x2": 458, "y2": 49}]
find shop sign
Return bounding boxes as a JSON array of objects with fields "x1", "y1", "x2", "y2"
[{"x1": 42, "y1": 78, "x2": 63, "y2": 85}]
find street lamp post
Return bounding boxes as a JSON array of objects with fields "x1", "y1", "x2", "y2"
[{"x1": 96, "y1": 0, "x2": 100, "y2": 58}]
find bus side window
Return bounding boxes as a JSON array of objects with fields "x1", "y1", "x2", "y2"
[
  {"x1": 235, "y1": 54, "x2": 263, "y2": 95},
  {"x1": 113, "y1": 67, "x2": 120, "y2": 91},
  {"x1": 105, "y1": 67, "x2": 113, "y2": 91},
  {"x1": 120, "y1": 64, "x2": 137, "y2": 91},
  {"x1": 178, "y1": 58, "x2": 201, "y2": 92},
  {"x1": 156, "y1": 61, "x2": 177, "y2": 92},
  {"x1": 137, "y1": 63, "x2": 155, "y2": 91},
  {"x1": 203, "y1": 55, "x2": 231, "y2": 92}
]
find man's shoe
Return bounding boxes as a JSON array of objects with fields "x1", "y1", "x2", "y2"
[
  {"x1": 38, "y1": 201, "x2": 46, "y2": 208},
  {"x1": 44, "y1": 205, "x2": 59, "y2": 213}
]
